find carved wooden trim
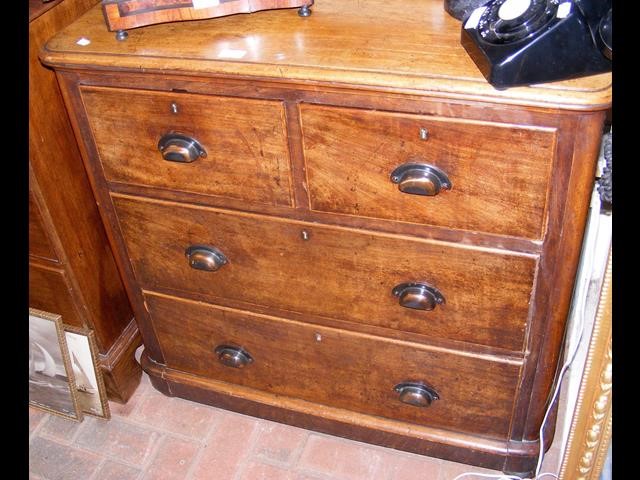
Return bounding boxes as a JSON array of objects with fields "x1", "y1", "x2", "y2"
[
  {"x1": 102, "y1": 0, "x2": 312, "y2": 32},
  {"x1": 559, "y1": 248, "x2": 612, "y2": 480}
]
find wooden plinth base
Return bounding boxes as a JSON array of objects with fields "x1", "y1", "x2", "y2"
[
  {"x1": 98, "y1": 319, "x2": 143, "y2": 403},
  {"x1": 141, "y1": 350, "x2": 546, "y2": 477}
]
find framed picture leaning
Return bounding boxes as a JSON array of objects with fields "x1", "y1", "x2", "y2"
[
  {"x1": 29, "y1": 308, "x2": 82, "y2": 421},
  {"x1": 64, "y1": 325, "x2": 111, "y2": 419}
]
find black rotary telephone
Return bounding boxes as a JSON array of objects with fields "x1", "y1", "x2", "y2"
[{"x1": 460, "y1": 0, "x2": 612, "y2": 88}]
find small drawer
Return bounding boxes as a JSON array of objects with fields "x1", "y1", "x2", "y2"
[
  {"x1": 29, "y1": 263, "x2": 83, "y2": 329},
  {"x1": 300, "y1": 104, "x2": 556, "y2": 239},
  {"x1": 146, "y1": 292, "x2": 521, "y2": 439},
  {"x1": 114, "y1": 195, "x2": 537, "y2": 351},
  {"x1": 80, "y1": 86, "x2": 293, "y2": 207},
  {"x1": 29, "y1": 191, "x2": 58, "y2": 262}
]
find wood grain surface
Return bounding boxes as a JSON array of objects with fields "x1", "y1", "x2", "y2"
[
  {"x1": 29, "y1": 0, "x2": 65, "y2": 22},
  {"x1": 113, "y1": 194, "x2": 537, "y2": 351},
  {"x1": 42, "y1": 0, "x2": 611, "y2": 470},
  {"x1": 29, "y1": 190, "x2": 59, "y2": 262},
  {"x1": 30, "y1": 0, "x2": 141, "y2": 401},
  {"x1": 41, "y1": 0, "x2": 611, "y2": 110},
  {"x1": 81, "y1": 85, "x2": 293, "y2": 207},
  {"x1": 146, "y1": 291, "x2": 521, "y2": 439},
  {"x1": 301, "y1": 103, "x2": 556, "y2": 239},
  {"x1": 29, "y1": 261, "x2": 84, "y2": 329}
]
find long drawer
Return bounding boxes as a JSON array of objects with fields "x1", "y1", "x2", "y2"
[
  {"x1": 81, "y1": 86, "x2": 293, "y2": 207},
  {"x1": 146, "y1": 292, "x2": 521, "y2": 439},
  {"x1": 300, "y1": 104, "x2": 556, "y2": 239},
  {"x1": 113, "y1": 195, "x2": 537, "y2": 351}
]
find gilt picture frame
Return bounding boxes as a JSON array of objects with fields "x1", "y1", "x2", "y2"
[
  {"x1": 63, "y1": 325, "x2": 111, "y2": 419},
  {"x1": 558, "y1": 250, "x2": 612, "y2": 480},
  {"x1": 29, "y1": 308, "x2": 83, "y2": 422}
]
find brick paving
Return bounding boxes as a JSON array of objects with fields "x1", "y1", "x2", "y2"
[{"x1": 29, "y1": 373, "x2": 563, "y2": 480}]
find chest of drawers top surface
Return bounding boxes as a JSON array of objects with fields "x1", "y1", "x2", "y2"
[{"x1": 41, "y1": 0, "x2": 610, "y2": 111}]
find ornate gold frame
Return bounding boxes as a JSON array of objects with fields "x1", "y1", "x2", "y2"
[{"x1": 559, "y1": 249, "x2": 612, "y2": 479}]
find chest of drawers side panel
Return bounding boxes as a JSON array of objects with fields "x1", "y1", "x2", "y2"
[
  {"x1": 29, "y1": 0, "x2": 143, "y2": 402},
  {"x1": 29, "y1": 190, "x2": 59, "y2": 262},
  {"x1": 30, "y1": 5, "x2": 135, "y2": 351},
  {"x1": 29, "y1": 261, "x2": 84, "y2": 329},
  {"x1": 507, "y1": 110, "x2": 607, "y2": 446}
]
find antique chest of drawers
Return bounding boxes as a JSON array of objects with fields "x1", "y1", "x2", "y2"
[
  {"x1": 30, "y1": 0, "x2": 141, "y2": 403},
  {"x1": 41, "y1": 0, "x2": 611, "y2": 474}
]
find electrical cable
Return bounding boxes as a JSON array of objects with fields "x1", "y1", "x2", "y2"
[
  {"x1": 451, "y1": 474, "x2": 560, "y2": 480},
  {"x1": 452, "y1": 183, "x2": 603, "y2": 480}
]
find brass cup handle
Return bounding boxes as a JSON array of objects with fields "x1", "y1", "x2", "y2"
[
  {"x1": 394, "y1": 382, "x2": 439, "y2": 407},
  {"x1": 390, "y1": 163, "x2": 451, "y2": 196},
  {"x1": 185, "y1": 245, "x2": 228, "y2": 272},
  {"x1": 215, "y1": 345, "x2": 253, "y2": 369},
  {"x1": 392, "y1": 282, "x2": 445, "y2": 311},
  {"x1": 158, "y1": 132, "x2": 207, "y2": 163}
]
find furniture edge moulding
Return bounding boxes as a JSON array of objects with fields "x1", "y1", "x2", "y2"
[
  {"x1": 51, "y1": 70, "x2": 168, "y2": 366},
  {"x1": 509, "y1": 111, "x2": 608, "y2": 445},
  {"x1": 36, "y1": 59, "x2": 611, "y2": 114}
]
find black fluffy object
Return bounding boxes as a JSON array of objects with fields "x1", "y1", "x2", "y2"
[{"x1": 597, "y1": 132, "x2": 612, "y2": 206}]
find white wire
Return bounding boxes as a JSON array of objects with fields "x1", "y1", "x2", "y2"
[
  {"x1": 452, "y1": 474, "x2": 524, "y2": 480},
  {"x1": 533, "y1": 190, "x2": 599, "y2": 478},
  {"x1": 451, "y1": 288, "x2": 589, "y2": 480},
  {"x1": 533, "y1": 293, "x2": 587, "y2": 478},
  {"x1": 452, "y1": 191, "x2": 601, "y2": 480},
  {"x1": 451, "y1": 474, "x2": 558, "y2": 480}
]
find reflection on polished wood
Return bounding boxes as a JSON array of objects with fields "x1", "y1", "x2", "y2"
[{"x1": 41, "y1": 0, "x2": 610, "y2": 110}]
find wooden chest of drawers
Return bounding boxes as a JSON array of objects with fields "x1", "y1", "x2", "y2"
[
  {"x1": 41, "y1": 0, "x2": 611, "y2": 474},
  {"x1": 29, "y1": 0, "x2": 141, "y2": 403}
]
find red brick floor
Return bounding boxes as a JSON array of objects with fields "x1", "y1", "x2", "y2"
[{"x1": 29, "y1": 373, "x2": 563, "y2": 480}]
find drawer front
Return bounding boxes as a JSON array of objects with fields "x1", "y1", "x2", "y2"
[
  {"x1": 147, "y1": 293, "x2": 521, "y2": 439},
  {"x1": 81, "y1": 86, "x2": 293, "y2": 207},
  {"x1": 114, "y1": 196, "x2": 537, "y2": 351},
  {"x1": 300, "y1": 104, "x2": 556, "y2": 239},
  {"x1": 29, "y1": 191, "x2": 58, "y2": 261},
  {"x1": 29, "y1": 262, "x2": 84, "y2": 328}
]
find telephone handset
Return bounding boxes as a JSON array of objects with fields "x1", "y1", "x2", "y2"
[{"x1": 460, "y1": 0, "x2": 612, "y2": 89}]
